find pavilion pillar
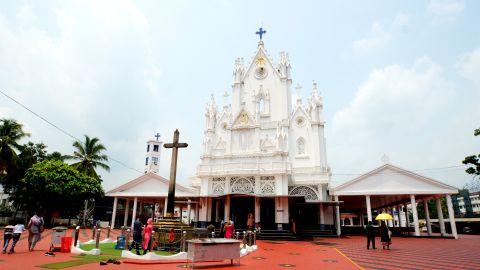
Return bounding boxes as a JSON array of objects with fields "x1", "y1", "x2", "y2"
[
  {"x1": 436, "y1": 198, "x2": 446, "y2": 236},
  {"x1": 319, "y1": 203, "x2": 325, "y2": 225},
  {"x1": 446, "y1": 195, "x2": 458, "y2": 239},
  {"x1": 387, "y1": 208, "x2": 393, "y2": 227},
  {"x1": 397, "y1": 206, "x2": 402, "y2": 227},
  {"x1": 423, "y1": 199, "x2": 432, "y2": 235},
  {"x1": 131, "y1": 197, "x2": 138, "y2": 229},
  {"x1": 224, "y1": 195, "x2": 230, "y2": 222},
  {"x1": 410, "y1": 195, "x2": 420, "y2": 236},
  {"x1": 123, "y1": 199, "x2": 130, "y2": 227},
  {"x1": 187, "y1": 199, "x2": 192, "y2": 224},
  {"x1": 163, "y1": 197, "x2": 168, "y2": 217},
  {"x1": 365, "y1": 195, "x2": 372, "y2": 222},
  {"x1": 404, "y1": 204, "x2": 410, "y2": 228},
  {"x1": 215, "y1": 200, "x2": 220, "y2": 222},
  {"x1": 254, "y1": 197, "x2": 261, "y2": 224},
  {"x1": 111, "y1": 197, "x2": 118, "y2": 228},
  {"x1": 198, "y1": 197, "x2": 208, "y2": 227},
  {"x1": 334, "y1": 196, "x2": 341, "y2": 236},
  {"x1": 139, "y1": 200, "x2": 143, "y2": 215},
  {"x1": 194, "y1": 201, "x2": 199, "y2": 223}
]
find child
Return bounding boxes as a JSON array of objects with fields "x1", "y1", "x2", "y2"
[
  {"x1": 2, "y1": 221, "x2": 14, "y2": 254},
  {"x1": 9, "y1": 221, "x2": 25, "y2": 254}
]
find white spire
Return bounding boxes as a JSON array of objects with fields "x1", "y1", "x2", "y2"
[{"x1": 295, "y1": 83, "x2": 303, "y2": 106}]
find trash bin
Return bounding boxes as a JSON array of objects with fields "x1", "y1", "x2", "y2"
[
  {"x1": 60, "y1": 237, "x2": 73, "y2": 253},
  {"x1": 115, "y1": 236, "x2": 126, "y2": 250},
  {"x1": 50, "y1": 227, "x2": 68, "y2": 252}
]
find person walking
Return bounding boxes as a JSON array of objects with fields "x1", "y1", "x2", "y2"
[
  {"x1": 2, "y1": 222, "x2": 14, "y2": 254},
  {"x1": 128, "y1": 217, "x2": 143, "y2": 255},
  {"x1": 365, "y1": 221, "x2": 376, "y2": 250},
  {"x1": 27, "y1": 212, "x2": 44, "y2": 251},
  {"x1": 9, "y1": 221, "x2": 25, "y2": 254},
  {"x1": 380, "y1": 221, "x2": 392, "y2": 250},
  {"x1": 142, "y1": 218, "x2": 153, "y2": 254}
]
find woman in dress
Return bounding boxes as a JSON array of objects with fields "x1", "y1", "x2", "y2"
[
  {"x1": 224, "y1": 221, "x2": 234, "y2": 239},
  {"x1": 380, "y1": 221, "x2": 392, "y2": 250},
  {"x1": 142, "y1": 218, "x2": 153, "y2": 254}
]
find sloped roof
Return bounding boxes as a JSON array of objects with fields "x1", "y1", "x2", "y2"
[
  {"x1": 106, "y1": 172, "x2": 199, "y2": 198},
  {"x1": 331, "y1": 163, "x2": 458, "y2": 196}
]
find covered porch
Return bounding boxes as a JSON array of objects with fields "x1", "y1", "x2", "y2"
[{"x1": 331, "y1": 163, "x2": 459, "y2": 239}]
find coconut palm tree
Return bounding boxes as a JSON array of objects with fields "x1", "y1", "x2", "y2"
[
  {"x1": 0, "y1": 119, "x2": 30, "y2": 173},
  {"x1": 66, "y1": 135, "x2": 110, "y2": 179}
]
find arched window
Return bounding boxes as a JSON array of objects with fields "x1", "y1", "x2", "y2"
[
  {"x1": 259, "y1": 97, "x2": 265, "y2": 113},
  {"x1": 297, "y1": 138, "x2": 306, "y2": 155}
]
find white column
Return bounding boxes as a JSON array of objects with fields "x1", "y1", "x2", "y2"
[
  {"x1": 387, "y1": 208, "x2": 393, "y2": 227},
  {"x1": 194, "y1": 202, "x2": 199, "y2": 222},
  {"x1": 111, "y1": 197, "x2": 118, "y2": 228},
  {"x1": 319, "y1": 203, "x2": 325, "y2": 225},
  {"x1": 446, "y1": 194, "x2": 458, "y2": 239},
  {"x1": 139, "y1": 200, "x2": 143, "y2": 215},
  {"x1": 366, "y1": 195, "x2": 372, "y2": 222},
  {"x1": 199, "y1": 198, "x2": 208, "y2": 223},
  {"x1": 187, "y1": 199, "x2": 192, "y2": 224},
  {"x1": 423, "y1": 200, "x2": 432, "y2": 235},
  {"x1": 163, "y1": 197, "x2": 168, "y2": 217},
  {"x1": 397, "y1": 206, "x2": 402, "y2": 227},
  {"x1": 404, "y1": 204, "x2": 410, "y2": 228},
  {"x1": 215, "y1": 200, "x2": 220, "y2": 222},
  {"x1": 334, "y1": 196, "x2": 341, "y2": 236},
  {"x1": 254, "y1": 197, "x2": 260, "y2": 224},
  {"x1": 123, "y1": 199, "x2": 130, "y2": 227},
  {"x1": 131, "y1": 197, "x2": 138, "y2": 229},
  {"x1": 224, "y1": 196, "x2": 230, "y2": 222},
  {"x1": 436, "y1": 198, "x2": 446, "y2": 236},
  {"x1": 410, "y1": 195, "x2": 420, "y2": 236}
]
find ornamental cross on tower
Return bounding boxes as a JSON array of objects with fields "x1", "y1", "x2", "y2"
[
  {"x1": 256, "y1": 27, "x2": 266, "y2": 41},
  {"x1": 163, "y1": 129, "x2": 188, "y2": 217},
  {"x1": 155, "y1": 132, "x2": 161, "y2": 141}
]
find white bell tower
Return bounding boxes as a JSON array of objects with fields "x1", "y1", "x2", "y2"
[{"x1": 144, "y1": 133, "x2": 163, "y2": 174}]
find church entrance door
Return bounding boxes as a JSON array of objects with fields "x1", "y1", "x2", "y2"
[
  {"x1": 260, "y1": 198, "x2": 276, "y2": 229},
  {"x1": 290, "y1": 198, "x2": 319, "y2": 230},
  {"x1": 230, "y1": 195, "x2": 254, "y2": 230}
]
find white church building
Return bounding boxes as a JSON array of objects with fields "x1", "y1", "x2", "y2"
[{"x1": 106, "y1": 33, "x2": 459, "y2": 239}]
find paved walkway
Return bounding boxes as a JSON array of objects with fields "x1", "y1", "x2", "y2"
[
  {"x1": 0, "y1": 229, "x2": 479, "y2": 269},
  {"x1": 318, "y1": 235, "x2": 480, "y2": 270}
]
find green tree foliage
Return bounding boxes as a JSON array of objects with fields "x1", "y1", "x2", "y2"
[
  {"x1": 65, "y1": 135, "x2": 110, "y2": 180},
  {"x1": 21, "y1": 160, "x2": 104, "y2": 219},
  {"x1": 0, "y1": 119, "x2": 29, "y2": 175},
  {"x1": 462, "y1": 128, "x2": 480, "y2": 178}
]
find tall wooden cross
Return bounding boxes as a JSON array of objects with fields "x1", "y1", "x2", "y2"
[{"x1": 163, "y1": 129, "x2": 188, "y2": 217}]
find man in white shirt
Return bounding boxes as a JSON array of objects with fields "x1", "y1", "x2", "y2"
[{"x1": 9, "y1": 222, "x2": 25, "y2": 254}]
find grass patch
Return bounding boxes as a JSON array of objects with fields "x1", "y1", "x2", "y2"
[{"x1": 38, "y1": 243, "x2": 178, "y2": 269}]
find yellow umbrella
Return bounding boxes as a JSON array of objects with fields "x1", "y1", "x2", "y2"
[{"x1": 375, "y1": 212, "x2": 393, "y2": 220}]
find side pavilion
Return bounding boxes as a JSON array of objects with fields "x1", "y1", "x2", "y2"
[
  {"x1": 105, "y1": 172, "x2": 200, "y2": 229},
  {"x1": 331, "y1": 163, "x2": 459, "y2": 239}
]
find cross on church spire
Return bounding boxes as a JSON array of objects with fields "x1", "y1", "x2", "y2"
[
  {"x1": 155, "y1": 133, "x2": 161, "y2": 141},
  {"x1": 256, "y1": 27, "x2": 266, "y2": 41}
]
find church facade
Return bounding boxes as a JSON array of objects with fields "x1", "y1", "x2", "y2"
[{"x1": 191, "y1": 40, "x2": 334, "y2": 230}]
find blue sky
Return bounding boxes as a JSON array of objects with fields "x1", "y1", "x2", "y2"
[{"x1": 0, "y1": 0, "x2": 479, "y2": 190}]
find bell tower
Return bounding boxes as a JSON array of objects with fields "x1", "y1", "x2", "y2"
[{"x1": 144, "y1": 133, "x2": 163, "y2": 174}]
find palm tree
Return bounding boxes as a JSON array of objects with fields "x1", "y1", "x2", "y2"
[
  {"x1": 0, "y1": 119, "x2": 30, "y2": 174},
  {"x1": 66, "y1": 135, "x2": 110, "y2": 179}
]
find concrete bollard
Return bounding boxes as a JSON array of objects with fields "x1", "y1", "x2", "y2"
[
  {"x1": 181, "y1": 231, "x2": 187, "y2": 252},
  {"x1": 74, "y1": 226, "x2": 80, "y2": 247},
  {"x1": 106, "y1": 226, "x2": 111, "y2": 239},
  {"x1": 95, "y1": 229, "x2": 101, "y2": 249},
  {"x1": 125, "y1": 229, "x2": 131, "y2": 250}
]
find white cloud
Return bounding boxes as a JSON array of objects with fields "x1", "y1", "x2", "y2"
[
  {"x1": 353, "y1": 11, "x2": 410, "y2": 53},
  {"x1": 426, "y1": 0, "x2": 465, "y2": 24},
  {"x1": 456, "y1": 47, "x2": 480, "y2": 87},
  {"x1": 329, "y1": 57, "x2": 478, "y2": 187}
]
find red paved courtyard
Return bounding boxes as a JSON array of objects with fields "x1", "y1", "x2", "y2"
[{"x1": 0, "y1": 229, "x2": 479, "y2": 270}]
